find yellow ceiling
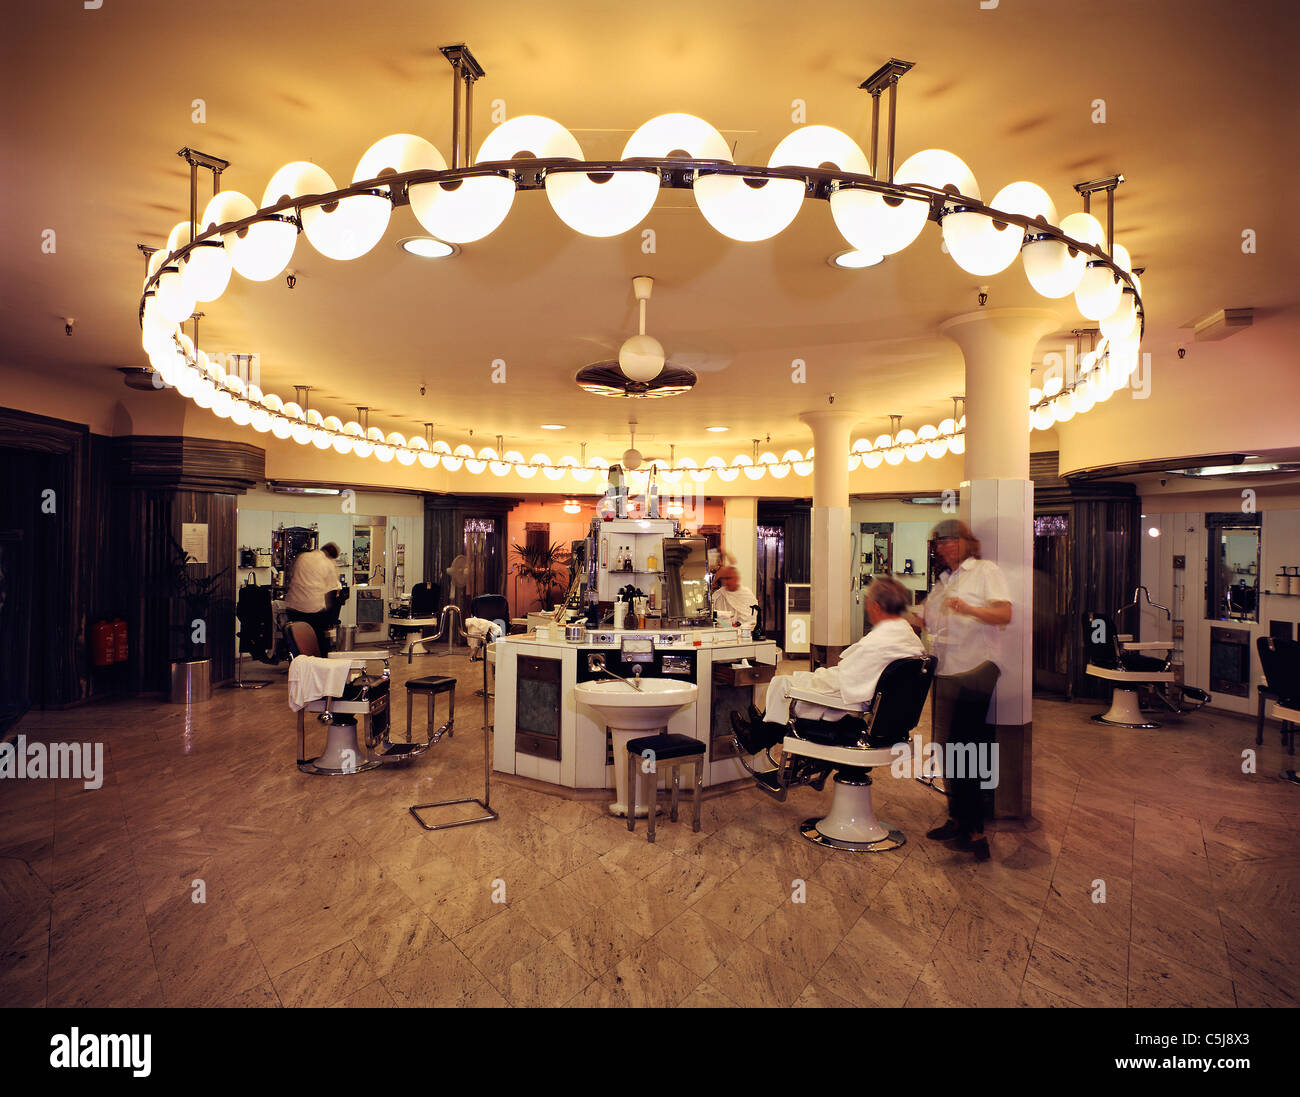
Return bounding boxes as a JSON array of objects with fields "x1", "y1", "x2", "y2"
[{"x1": 2, "y1": 0, "x2": 1296, "y2": 462}]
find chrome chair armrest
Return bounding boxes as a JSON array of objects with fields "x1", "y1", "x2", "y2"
[{"x1": 784, "y1": 685, "x2": 867, "y2": 713}]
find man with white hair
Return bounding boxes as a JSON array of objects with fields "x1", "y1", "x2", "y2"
[
  {"x1": 731, "y1": 576, "x2": 923, "y2": 754},
  {"x1": 711, "y1": 564, "x2": 759, "y2": 628}
]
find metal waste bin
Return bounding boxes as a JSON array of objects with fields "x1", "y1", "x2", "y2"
[
  {"x1": 336, "y1": 625, "x2": 358, "y2": 651},
  {"x1": 169, "y1": 659, "x2": 212, "y2": 704}
]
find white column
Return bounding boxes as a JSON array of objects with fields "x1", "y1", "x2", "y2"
[
  {"x1": 722, "y1": 496, "x2": 758, "y2": 593},
  {"x1": 939, "y1": 308, "x2": 1056, "y2": 818},
  {"x1": 799, "y1": 409, "x2": 857, "y2": 668}
]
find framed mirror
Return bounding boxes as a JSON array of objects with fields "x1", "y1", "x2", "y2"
[
  {"x1": 661, "y1": 535, "x2": 710, "y2": 624},
  {"x1": 1207, "y1": 516, "x2": 1261, "y2": 622}
]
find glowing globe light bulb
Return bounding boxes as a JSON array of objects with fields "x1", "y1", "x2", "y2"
[
  {"x1": 226, "y1": 175, "x2": 299, "y2": 281},
  {"x1": 541, "y1": 116, "x2": 670, "y2": 238},
  {"x1": 409, "y1": 122, "x2": 538, "y2": 245},
  {"x1": 695, "y1": 124, "x2": 863, "y2": 243},
  {"x1": 1100, "y1": 290, "x2": 1138, "y2": 342},
  {"x1": 618, "y1": 333, "x2": 665, "y2": 383}
]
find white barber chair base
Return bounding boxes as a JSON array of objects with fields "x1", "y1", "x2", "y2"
[
  {"x1": 1093, "y1": 686, "x2": 1162, "y2": 729},
  {"x1": 300, "y1": 722, "x2": 382, "y2": 776},
  {"x1": 782, "y1": 735, "x2": 909, "y2": 854},
  {"x1": 799, "y1": 774, "x2": 905, "y2": 852},
  {"x1": 1086, "y1": 664, "x2": 1175, "y2": 729}
]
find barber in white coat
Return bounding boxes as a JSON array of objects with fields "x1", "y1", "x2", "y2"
[
  {"x1": 731, "y1": 577, "x2": 923, "y2": 753},
  {"x1": 921, "y1": 518, "x2": 1011, "y2": 863},
  {"x1": 711, "y1": 565, "x2": 759, "y2": 628}
]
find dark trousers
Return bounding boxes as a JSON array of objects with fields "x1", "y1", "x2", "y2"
[
  {"x1": 933, "y1": 662, "x2": 1000, "y2": 834},
  {"x1": 286, "y1": 608, "x2": 333, "y2": 656}
]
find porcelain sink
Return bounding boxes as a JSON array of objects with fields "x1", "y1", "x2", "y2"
[
  {"x1": 573, "y1": 678, "x2": 701, "y2": 818},
  {"x1": 572, "y1": 678, "x2": 699, "y2": 731}
]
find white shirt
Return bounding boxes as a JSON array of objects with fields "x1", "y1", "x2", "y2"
[
  {"x1": 923, "y1": 557, "x2": 1011, "y2": 676},
  {"x1": 712, "y1": 584, "x2": 759, "y2": 627},
  {"x1": 764, "y1": 617, "x2": 924, "y2": 722},
  {"x1": 283, "y1": 549, "x2": 341, "y2": 613}
]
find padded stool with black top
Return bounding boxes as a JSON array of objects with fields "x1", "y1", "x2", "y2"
[
  {"x1": 405, "y1": 675, "x2": 456, "y2": 751},
  {"x1": 625, "y1": 732, "x2": 705, "y2": 843}
]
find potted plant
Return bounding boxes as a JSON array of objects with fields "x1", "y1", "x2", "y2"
[
  {"x1": 510, "y1": 540, "x2": 570, "y2": 613},
  {"x1": 156, "y1": 533, "x2": 229, "y2": 703}
]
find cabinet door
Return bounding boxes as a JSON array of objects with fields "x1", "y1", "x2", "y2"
[{"x1": 516, "y1": 655, "x2": 561, "y2": 760}]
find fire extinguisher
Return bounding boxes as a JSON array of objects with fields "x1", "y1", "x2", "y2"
[
  {"x1": 112, "y1": 618, "x2": 129, "y2": 664},
  {"x1": 92, "y1": 620, "x2": 115, "y2": 667}
]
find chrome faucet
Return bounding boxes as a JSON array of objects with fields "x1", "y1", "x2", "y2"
[{"x1": 587, "y1": 653, "x2": 641, "y2": 691}]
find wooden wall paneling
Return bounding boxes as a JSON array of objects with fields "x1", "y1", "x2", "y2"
[
  {"x1": 0, "y1": 411, "x2": 86, "y2": 708},
  {"x1": 1032, "y1": 452, "x2": 1140, "y2": 700},
  {"x1": 81, "y1": 434, "x2": 119, "y2": 700},
  {"x1": 1069, "y1": 496, "x2": 1141, "y2": 698}
]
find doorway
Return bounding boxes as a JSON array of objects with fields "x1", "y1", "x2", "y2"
[
  {"x1": 755, "y1": 500, "x2": 811, "y2": 648},
  {"x1": 1033, "y1": 512, "x2": 1072, "y2": 695},
  {"x1": 756, "y1": 524, "x2": 785, "y2": 643}
]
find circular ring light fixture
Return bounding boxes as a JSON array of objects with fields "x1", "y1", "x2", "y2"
[{"x1": 139, "y1": 53, "x2": 1144, "y2": 483}]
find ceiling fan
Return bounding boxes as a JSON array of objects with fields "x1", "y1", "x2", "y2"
[
  {"x1": 614, "y1": 417, "x2": 674, "y2": 472},
  {"x1": 574, "y1": 276, "x2": 725, "y2": 398}
]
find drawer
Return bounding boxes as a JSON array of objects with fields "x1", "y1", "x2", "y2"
[{"x1": 712, "y1": 664, "x2": 775, "y2": 687}]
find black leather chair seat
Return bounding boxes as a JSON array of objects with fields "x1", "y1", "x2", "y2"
[
  {"x1": 1123, "y1": 653, "x2": 1169, "y2": 673},
  {"x1": 625, "y1": 732, "x2": 705, "y2": 760},
  {"x1": 407, "y1": 675, "x2": 456, "y2": 694},
  {"x1": 793, "y1": 715, "x2": 911, "y2": 749},
  {"x1": 792, "y1": 716, "x2": 868, "y2": 747}
]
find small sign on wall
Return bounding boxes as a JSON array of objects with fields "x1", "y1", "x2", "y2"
[{"x1": 181, "y1": 523, "x2": 209, "y2": 564}]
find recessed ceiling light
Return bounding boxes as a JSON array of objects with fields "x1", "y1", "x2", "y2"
[
  {"x1": 540, "y1": 423, "x2": 566, "y2": 430},
  {"x1": 398, "y1": 236, "x2": 457, "y2": 258},
  {"x1": 830, "y1": 249, "x2": 884, "y2": 269},
  {"x1": 706, "y1": 426, "x2": 729, "y2": 432}
]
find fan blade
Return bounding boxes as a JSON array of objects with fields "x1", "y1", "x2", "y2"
[{"x1": 666, "y1": 349, "x2": 732, "y2": 373}]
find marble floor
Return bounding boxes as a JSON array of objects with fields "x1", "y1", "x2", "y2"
[{"x1": 2, "y1": 651, "x2": 1298, "y2": 1008}]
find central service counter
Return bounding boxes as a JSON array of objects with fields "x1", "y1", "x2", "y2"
[{"x1": 492, "y1": 627, "x2": 780, "y2": 796}]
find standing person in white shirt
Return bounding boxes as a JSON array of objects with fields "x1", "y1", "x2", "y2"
[
  {"x1": 283, "y1": 542, "x2": 342, "y2": 654},
  {"x1": 921, "y1": 519, "x2": 1011, "y2": 861},
  {"x1": 711, "y1": 565, "x2": 759, "y2": 628},
  {"x1": 731, "y1": 577, "x2": 924, "y2": 754}
]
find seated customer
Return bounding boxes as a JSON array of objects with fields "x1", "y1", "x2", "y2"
[{"x1": 731, "y1": 576, "x2": 923, "y2": 754}]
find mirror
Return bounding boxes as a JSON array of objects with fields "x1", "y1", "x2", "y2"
[
  {"x1": 661, "y1": 535, "x2": 710, "y2": 623},
  {"x1": 1208, "y1": 524, "x2": 1260, "y2": 622}
]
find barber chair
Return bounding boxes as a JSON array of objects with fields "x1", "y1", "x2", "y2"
[
  {"x1": 388, "y1": 580, "x2": 439, "y2": 648},
  {"x1": 733, "y1": 656, "x2": 936, "y2": 852},
  {"x1": 470, "y1": 594, "x2": 524, "y2": 635},
  {"x1": 410, "y1": 581, "x2": 438, "y2": 618},
  {"x1": 1083, "y1": 611, "x2": 1210, "y2": 728},
  {"x1": 285, "y1": 621, "x2": 434, "y2": 774},
  {"x1": 1257, "y1": 636, "x2": 1300, "y2": 756}
]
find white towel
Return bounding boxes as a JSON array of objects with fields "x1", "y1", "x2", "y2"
[
  {"x1": 762, "y1": 669, "x2": 852, "y2": 724},
  {"x1": 465, "y1": 616, "x2": 504, "y2": 658},
  {"x1": 287, "y1": 656, "x2": 353, "y2": 711}
]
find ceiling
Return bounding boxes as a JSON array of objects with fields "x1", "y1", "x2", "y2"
[{"x1": 3, "y1": 0, "x2": 1297, "y2": 462}]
